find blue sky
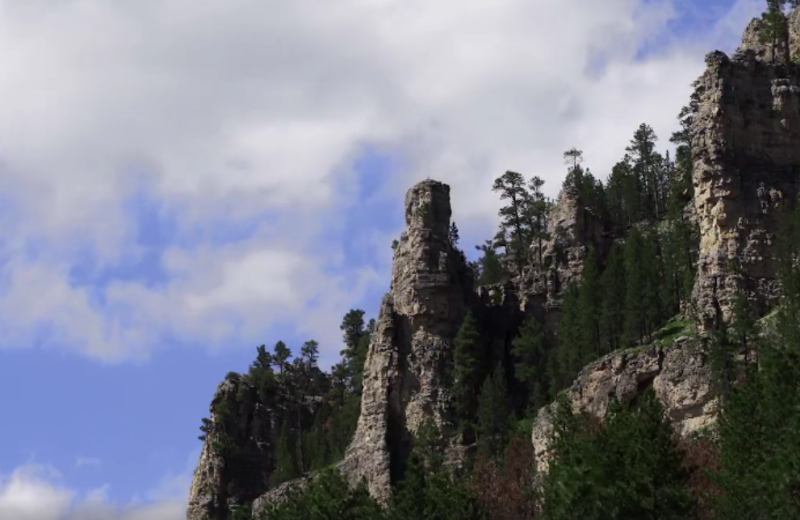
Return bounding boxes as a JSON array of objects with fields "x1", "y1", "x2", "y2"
[{"x1": 0, "y1": 0, "x2": 764, "y2": 517}]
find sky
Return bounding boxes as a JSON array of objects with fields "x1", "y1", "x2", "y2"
[{"x1": 0, "y1": 0, "x2": 767, "y2": 518}]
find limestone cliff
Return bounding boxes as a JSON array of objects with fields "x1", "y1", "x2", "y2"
[
  {"x1": 691, "y1": 9, "x2": 800, "y2": 328},
  {"x1": 187, "y1": 376, "x2": 277, "y2": 520},
  {"x1": 531, "y1": 327, "x2": 716, "y2": 472},
  {"x1": 520, "y1": 189, "x2": 611, "y2": 333},
  {"x1": 338, "y1": 179, "x2": 474, "y2": 503}
]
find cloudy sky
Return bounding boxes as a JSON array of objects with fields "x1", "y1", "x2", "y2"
[{"x1": 0, "y1": 0, "x2": 765, "y2": 518}]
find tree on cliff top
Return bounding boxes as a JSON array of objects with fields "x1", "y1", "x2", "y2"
[{"x1": 759, "y1": 0, "x2": 800, "y2": 64}]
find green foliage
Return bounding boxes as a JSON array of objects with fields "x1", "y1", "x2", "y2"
[
  {"x1": 263, "y1": 468, "x2": 384, "y2": 520},
  {"x1": 476, "y1": 365, "x2": 512, "y2": 460},
  {"x1": 272, "y1": 420, "x2": 302, "y2": 487},
  {"x1": 543, "y1": 391, "x2": 693, "y2": 520},
  {"x1": 472, "y1": 240, "x2": 507, "y2": 285},
  {"x1": 492, "y1": 170, "x2": 550, "y2": 275},
  {"x1": 713, "y1": 203, "x2": 800, "y2": 518},
  {"x1": 512, "y1": 315, "x2": 550, "y2": 412},
  {"x1": 452, "y1": 312, "x2": 482, "y2": 436}
]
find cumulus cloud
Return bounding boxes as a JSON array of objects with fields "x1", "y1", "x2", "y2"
[
  {"x1": 0, "y1": 0, "x2": 762, "y2": 361},
  {"x1": 0, "y1": 463, "x2": 188, "y2": 520}
]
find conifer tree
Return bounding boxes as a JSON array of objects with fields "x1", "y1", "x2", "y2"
[
  {"x1": 512, "y1": 315, "x2": 550, "y2": 412},
  {"x1": 273, "y1": 341, "x2": 292, "y2": 373},
  {"x1": 623, "y1": 228, "x2": 648, "y2": 346},
  {"x1": 758, "y1": 0, "x2": 799, "y2": 64},
  {"x1": 473, "y1": 240, "x2": 507, "y2": 285},
  {"x1": 554, "y1": 284, "x2": 582, "y2": 391},
  {"x1": 626, "y1": 123, "x2": 664, "y2": 220},
  {"x1": 599, "y1": 244, "x2": 626, "y2": 354},
  {"x1": 576, "y1": 247, "x2": 602, "y2": 363},
  {"x1": 543, "y1": 392, "x2": 692, "y2": 519},
  {"x1": 492, "y1": 171, "x2": 534, "y2": 275},
  {"x1": 272, "y1": 419, "x2": 301, "y2": 486},
  {"x1": 452, "y1": 311, "x2": 482, "y2": 436},
  {"x1": 476, "y1": 365, "x2": 512, "y2": 460}
]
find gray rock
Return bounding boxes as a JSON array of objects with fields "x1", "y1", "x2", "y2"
[
  {"x1": 531, "y1": 335, "x2": 717, "y2": 473},
  {"x1": 337, "y1": 179, "x2": 473, "y2": 504},
  {"x1": 690, "y1": 11, "x2": 800, "y2": 329}
]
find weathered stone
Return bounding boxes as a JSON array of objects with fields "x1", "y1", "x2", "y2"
[
  {"x1": 186, "y1": 377, "x2": 277, "y2": 520},
  {"x1": 691, "y1": 11, "x2": 800, "y2": 329},
  {"x1": 531, "y1": 336, "x2": 717, "y2": 473},
  {"x1": 338, "y1": 179, "x2": 473, "y2": 503},
  {"x1": 520, "y1": 189, "x2": 611, "y2": 335}
]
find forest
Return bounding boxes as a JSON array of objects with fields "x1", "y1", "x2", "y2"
[{"x1": 197, "y1": 3, "x2": 800, "y2": 519}]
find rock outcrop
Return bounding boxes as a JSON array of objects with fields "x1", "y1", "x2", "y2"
[
  {"x1": 531, "y1": 333, "x2": 716, "y2": 473},
  {"x1": 338, "y1": 179, "x2": 474, "y2": 503},
  {"x1": 691, "y1": 9, "x2": 800, "y2": 328},
  {"x1": 187, "y1": 376, "x2": 277, "y2": 520},
  {"x1": 520, "y1": 190, "x2": 611, "y2": 333}
]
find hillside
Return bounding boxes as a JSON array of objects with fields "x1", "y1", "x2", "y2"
[{"x1": 187, "y1": 6, "x2": 800, "y2": 520}]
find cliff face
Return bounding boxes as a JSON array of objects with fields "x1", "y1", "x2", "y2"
[
  {"x1": 338, "y1": 179, "x2": 474, "y2": 503},
  {"x1": 691, "y1": 11, "x2": 800, "y2": 328},
  {"x1": 531, "y1": 331, "x2": 716, "y2": 472},
  {"x1": 187, "y1": 377, "x2": 277, "y2": 520},
  {"x1": 520, "y1": 190, "x2": 611, "y2": 334}
]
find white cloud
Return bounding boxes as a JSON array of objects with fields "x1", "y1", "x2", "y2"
[
  {"x1": 0, "y1": 0, "x2": 763, "y2": 361},
  {"x1": 0, "y1": 463, "x2": 188, "y2": 520}
]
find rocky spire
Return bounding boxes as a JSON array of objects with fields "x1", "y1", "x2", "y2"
[
  {"x1": 186, "y1": 376, "x2": 277, "y2": 520},
  {"x1": 338, "y1": 179, "x2": 473, "y2": 503},
  {"x1": 691, "y1": 9, "x2": 800, "y2": 329}
]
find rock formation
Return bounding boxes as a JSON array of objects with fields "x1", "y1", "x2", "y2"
[
  {"x1": 187, "y1": 376, "x2": 277, "y2": 520},
  {"x1": 187, "y1": 11, "x2": 800, "y2": 517},
  {"x1": 531, "y1": 333, "x2": 716, "y2": 473},
  {"x1": 691, "y1": 9, "x2": 800, "y2": 328},
  {"x1": 337, "y1": 179, "x2": 474, "y2": 503},
  {"x1": 520, "y1": 189, "x2": 611, "y2": 333}
]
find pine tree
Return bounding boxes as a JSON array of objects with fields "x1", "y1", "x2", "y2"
[
  {"x1": 476, "y1": 365, "x2": 512, "y2": 459},
  {"x1": 273, "y1": 341, "x2": 292, "y2": 373},
  {"x1": 512, "y1": 315, "x2": 550, "y2": 412},
  {"x1": 492, "y1": 171, "x2": 534, "y2": 275},
  {"x1": 543, "y1": 392, "x2": 693, "y2": 519},
  {"x1": 272, "y1": 419, "x2": 301, "y2": 486},
  {"x1": 340, "y1": 309, "x2": 369, "y2": 394},
  {"x1": 758, "y1": 0, "x2": 798, "y2": 64},
  {"x1": 599, "y1": 244, "x2": 626, "y2": 354},
  {"x1": 473, "y1": 240, "x2": 507, "y2": 285},
  {"x1": 526, "y1": 175, "x2": 550, "y2": 267},
  {"x1": 449, "y1": 222, "x2": 460, "y2": 247},
  {"x1": 623, "y1": 228, "x2": 648, "y2": 346},
  {"x1": 626, "y1": 123, "x2": 664, "y2": 220},
  {"x1": 576, "y1": 247, "x2": 602, "y2": 364},
  {"x1": 452, "y1": 312, "x2": 482, "y2": 437},
  {"x1": 554, "y1": 284, "x2": 582, "y2": 391}
]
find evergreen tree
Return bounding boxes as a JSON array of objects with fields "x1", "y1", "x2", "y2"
[
  {"x1": 476, "y1": 365, "x2": 512, "y2": 459},
  {"x1": 512, "y1": 315, "x2": 550, "y2": 412},
  {"x1": 340, "y1": 309, "x2": 370, "y2": 394},
  {"x1": 273, "y1": 341, "x2": 292, "y2": 373},
  {"x1": 492, "y1": 171, "x2": 534, "y2": 275},
  {"x1": 626, "y1": 123, "x2": 665, "y2": 220},
  {"x1": 543, "y1": 392, "x2": 693, "y2": 519},
  {"x1": 623, "y1": 228, "x2": 649, "y2": 346},
  {"x1": 526, "y1": 175, "x2": 551, "y2": 267},
  {"x1": 599, "y1": 244, "x2": 626, "y2": 354},
  {"x1": 452, "y1": 312, "x2": 482, "y2": 436},
  {"x1": 758, "y1": 0, "x2": 799, "y2": 64},
  {"x1": 449, "y1": 222, "x2": 460, "y2": 247},
  {"x1": 554, "y1": 284, "x2": 582, "y2": 391},
  {"x1": 272, "y1": 419, "x2": 301, "y2": 486},
  {"x1": 264, "y1": 467, "x2": 384, "y2": 520},
  {"x1": 473, "y1": 240, "x2": 507, "y2": 285},
  {"x1": 576, "y1": 247, "x2": 602, "y2": 363}
]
